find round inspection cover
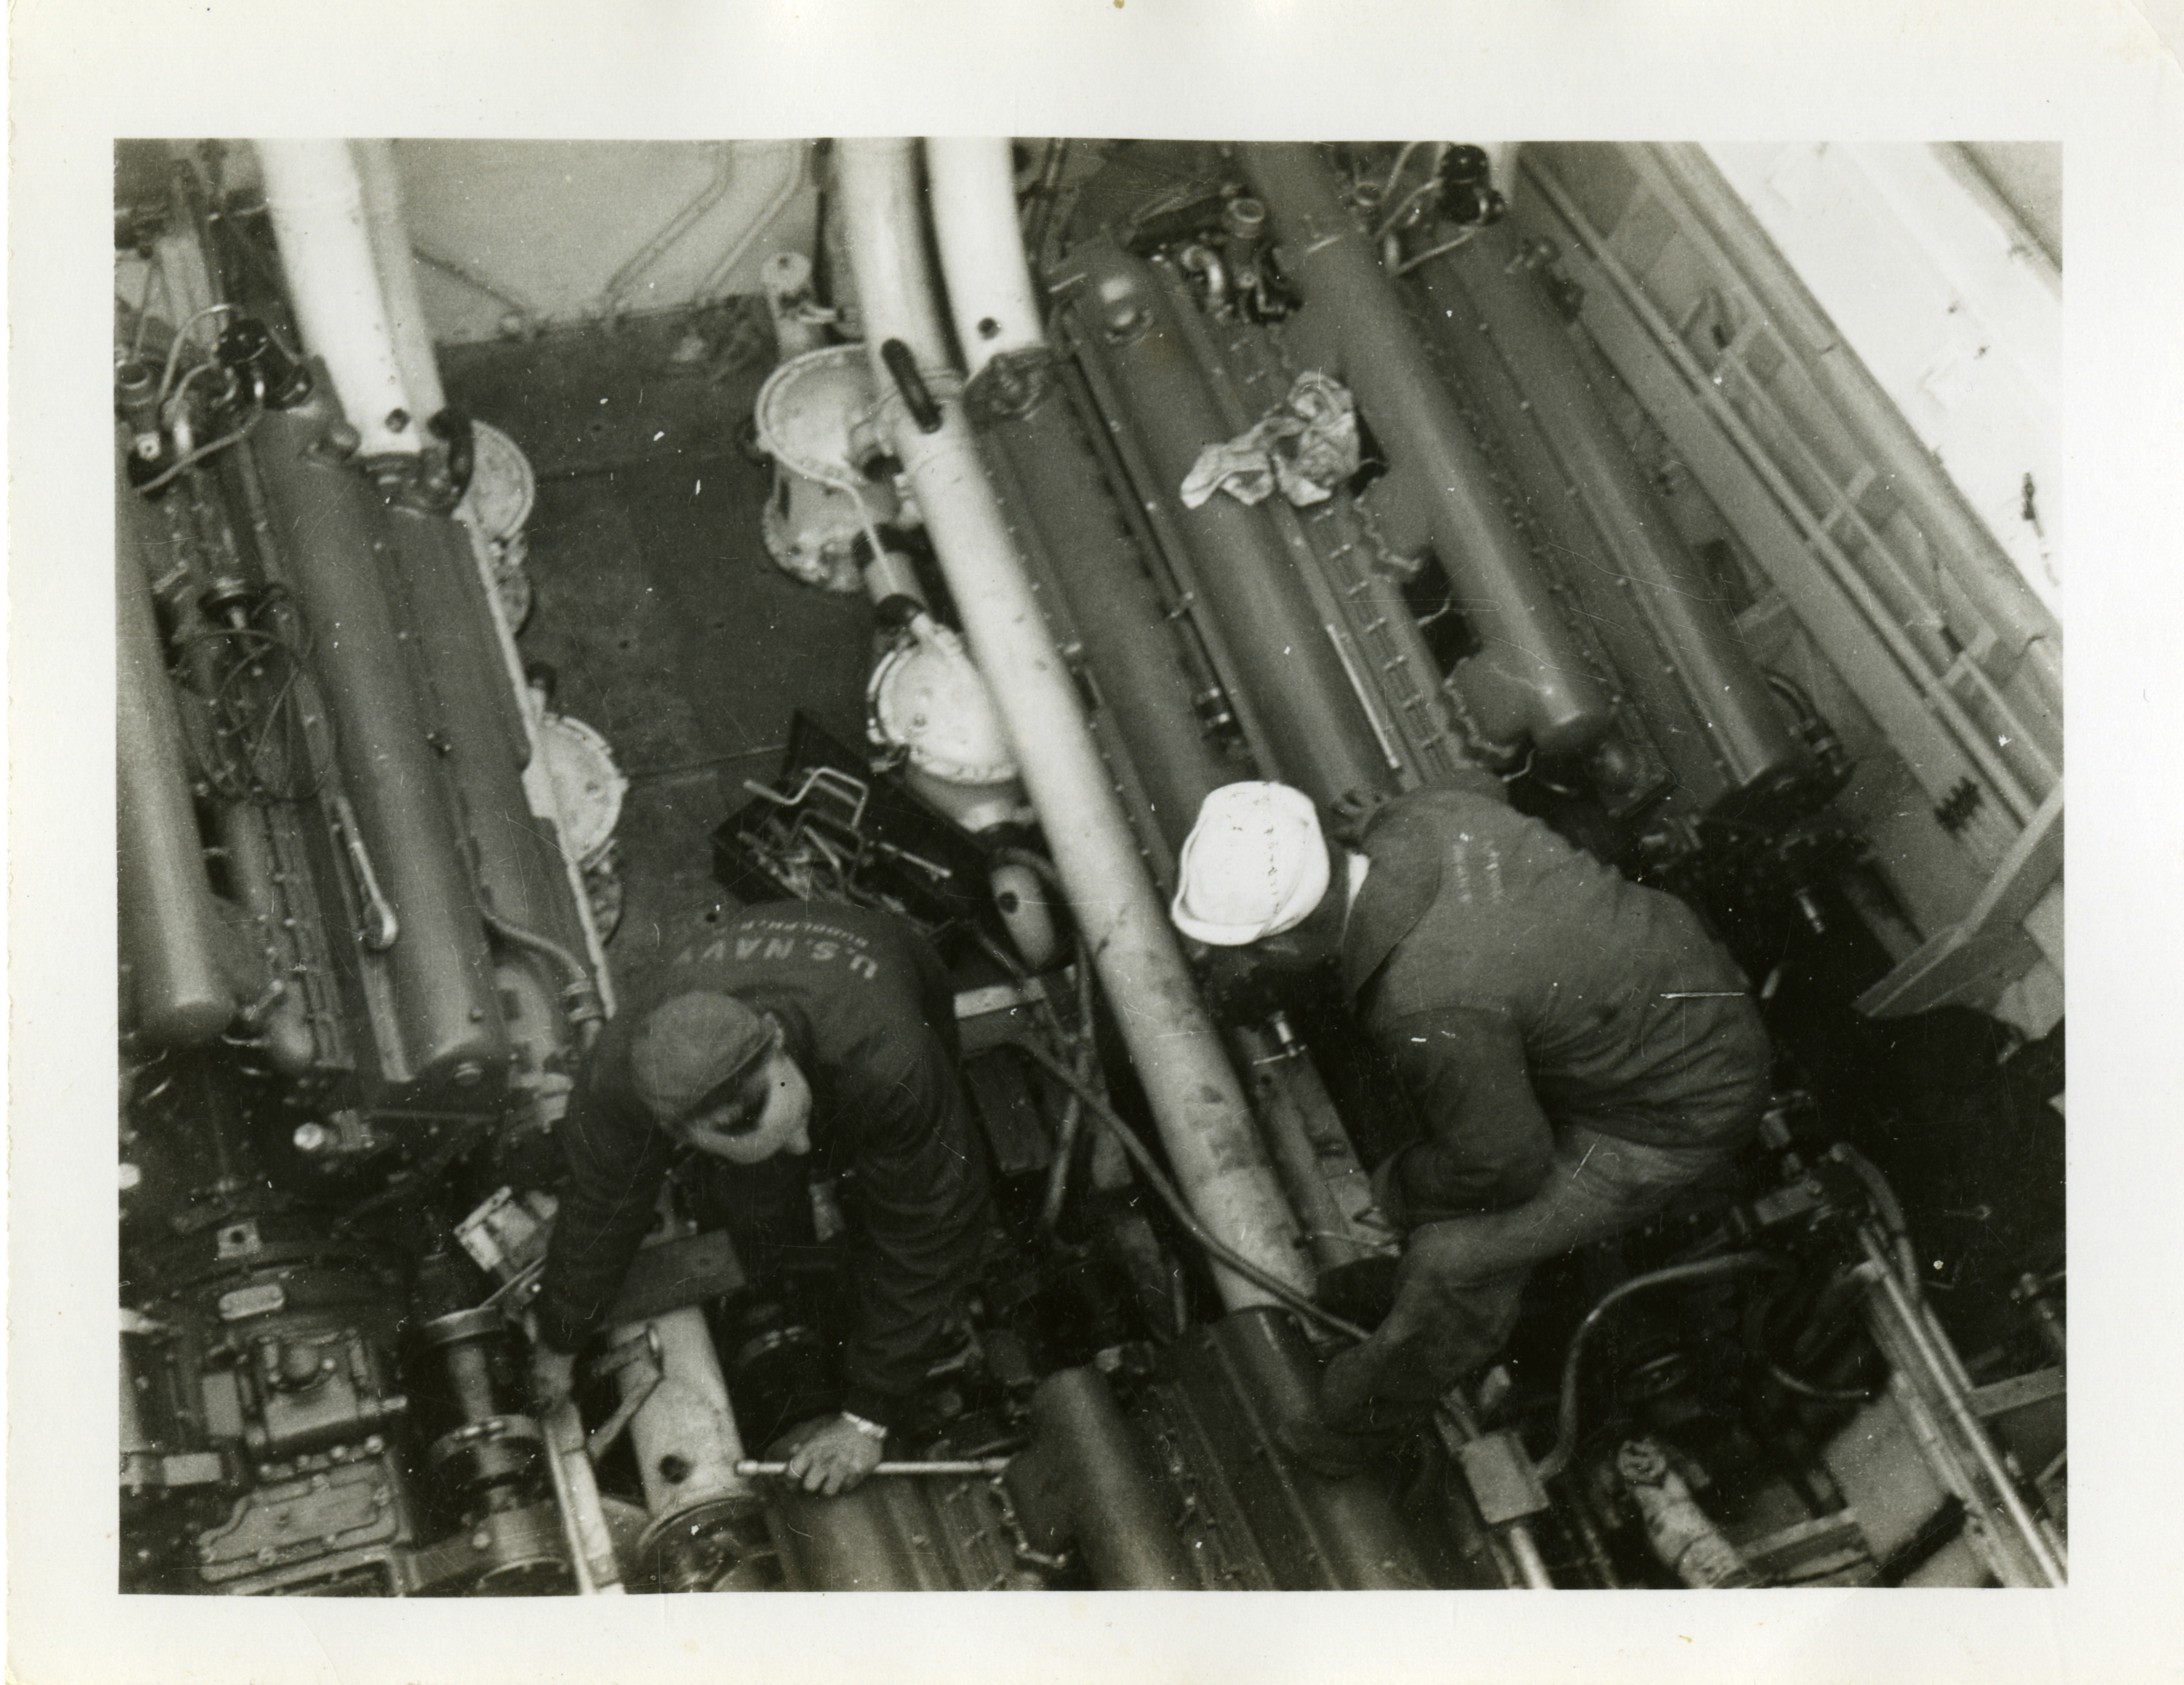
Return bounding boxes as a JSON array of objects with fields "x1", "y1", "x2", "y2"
[
  {"x1": 869, "y1": 627, "x2": 1018, "y2": 787},
  {"x1": 457, "y1": 419, "x2": 537, "y2": 542},
  {"x1": 753, "y1": 344, "x2": 881, "y2": 485},
  {"x1": 539, "y1": 712, "x2": 629, "y2": 868}
]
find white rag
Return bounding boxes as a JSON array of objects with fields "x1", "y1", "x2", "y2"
[{"x1": 1179, "y1": 371, "x2": 1361, "y2": 510}]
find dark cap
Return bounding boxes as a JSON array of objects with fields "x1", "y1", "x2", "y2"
[{"x1": 628, "y1": 992, "x2": 775, "y2": 1124}]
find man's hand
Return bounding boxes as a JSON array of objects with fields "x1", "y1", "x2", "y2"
[{"x1": 783, "y1": 1413, "x2": 885, "y2": 1496}]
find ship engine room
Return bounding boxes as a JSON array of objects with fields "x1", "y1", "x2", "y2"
[{"x1": 110, "y1": 135, "x2": 2067, "y2": 1598}]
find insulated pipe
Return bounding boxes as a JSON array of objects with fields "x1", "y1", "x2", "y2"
[
  {"x1": 612, "y1": 1307, "x2": 755, "y2": 1550},
  {"x1": 932, "y1": 140, "x2": 1240, "y2": 850},
  {"x1": 256, "y1": 141, "x2": 420, "y2": 458},
  {"x1": 351, "y1": 139, "x2": 448, "y2": 424},
  {"x1": 926, "y1": 138, "x2": 1046, "y2": 379},
  {"x1": 1241, "y1": 143, "x2": 1613, "y2": 757},
  {"x1": 843, "y1": 138, "x2": 1310, "y2": 1308}
]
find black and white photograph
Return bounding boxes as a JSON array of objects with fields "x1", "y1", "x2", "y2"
[{"x1": 13, "y1": 4, "x2": 2184, "y2": 1682}]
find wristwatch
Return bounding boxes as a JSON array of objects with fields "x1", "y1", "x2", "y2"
[{"x1": 840, "y1": 1410, "x2": 889, "y2": 1442}]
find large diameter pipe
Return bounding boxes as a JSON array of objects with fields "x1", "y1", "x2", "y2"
[
  {"x1": 974, "y1": 374, "x2": 1235, "y2": 857},
  {"x1": 1241, "y1": 143, "x2": 1613, "y2": 758},
  {"x1": 116, "y1": 481, "x2": 246, "y2": 1044},
  {"x1": 1006, "y1": 1367, "x2": 1195, "y2": 1588},
  {"x1": 1063, "y1": 242, "x2": 1393, "y2": 812},
  {"x1": 1186, "y1": 1310, "x2": 1431, "y2": 1588},
  {"x1": 612, "y1": 1307, "x2": 755, "y2": 1549},
  {"x1": 379, "y1": 508, "x2": 589, "y2": 961},
  {"x1": 256, "y1": 141, "x2": 420, "y2": 458},
  {"x1": 1229, "y1": 1025, "x2": 1387, "y2": 1275},
  {"x1": 926, "y1": 138, "x2": 1046, "y2": 379},
  {"x1": 930, "y1": 141, "x2": 1236, "y2": 853},
  {"x1": 1415, "y1": 218, "x2": 1809, "y2": 814},
  {"x1": 843, "y1": 138, "x2": 1309, "y2": 1308},
  {"x1": 251, "y1": 382, "x2": 508, "y2": 1092},
  {"x1": 352, "y1": 140, "x2": 448, "y2": 424}
]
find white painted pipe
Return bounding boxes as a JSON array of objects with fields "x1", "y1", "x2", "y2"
[
  {"x1": 612, "y1": 1306, "x2": 753, "y2": 1530},
  {"x1": 255, "y1": 140, "x2": 419, "y2": 456},
  {"x1": 352, "y1": 139, "x2": 448, "y2": 422},
  {"x1": 925, "y1": 138, "x2": 1046, "y2": 378},
  {"x1": 841, "y1": 138, "x2": 1309, "y2": 1309}
]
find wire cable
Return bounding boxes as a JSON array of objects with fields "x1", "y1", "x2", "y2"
[
  {"x1": 1372, "y1": 177, "x2": 1445, "y2": 245},
  {"x1": 156, "y1": 302, "x2": 239, "y2": 407},
  {"x1": 1377, "y1": 141, "x2": 1426, "y2": 206},
  {"x1": 1535, "y1": 1252, "x2": 1788, "y2": 1482},
  {"x1": 1013, "y1": 1038, "x2": 1370, "y2": 1344},
  {"x1": 1764, "y1": 1359, "x2": 1878, "y2": 1406},
  {"x1": 1739, "y1": 1275, "x2": 1881, "y2": 1406},
  {"x1": 1394, "y1": 225, "x2": 1481, "y2": 277},
  {"x1": 132, "y1": 393, "x2": 265, "y2": 496},
  {"x1": 1827, "y1": 1141, "x2": 1928, "y2": 1306}
]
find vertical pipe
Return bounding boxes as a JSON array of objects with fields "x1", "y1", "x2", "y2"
[
  {"x1": 974, "y1": 371, "x2": 1235, "y2": 856},
  {"x1": 1010, "y1": 1367, "x2": 1195, "y2": 1588},
  {"x1": 255, "y1": 140, "x2": 419, "y2": 458},
  {"x1": 1229, "y1": 1025, "x2": 1384, "y2": 1274},
  {"x1": 1062, "y1": 243, "x2": 1394, "y2": 811},
  {"x1": 926, "y1": 138, "x2": 1046, "y2": 378},
  {"x1": 1414, "y1": 219, "x2": 1808, "y2": 811},
  {"x1": 116, "y1": 481, "x2": 244, "y2": 1044},
  {"x1": 844, "y1": 138, "x2": 1310, "y2": 1308},
  {"x1": 351, "y1": 139, "x2": 448, "y2": 423},
  {"x1": 249, "y1": 386, "x2": 507, "y2": 1092},
  {"x1": 1241, "y1": 143, "x2": 1613, "y2": 757},
  {"x1": 614, "y1": 1308, "x2": 754, "y2": 1541}
]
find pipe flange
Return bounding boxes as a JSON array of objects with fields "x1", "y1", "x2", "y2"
[
  {"x1": 416, "y1": 1306, "x2": 508, "y2": 1349},
  {"x1": 868, "y1": 627, "x2": 1019, "y2": 788},
  {"x1": 962, "y1": 347, "x2": 1058, "y2": 425},
  {"x1": 427, "y1": 1413, "x2": 544, "y2": 1470}
]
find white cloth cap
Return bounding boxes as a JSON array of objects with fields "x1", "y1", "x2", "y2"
[{"x1": 1170, "y1": 782, "x2": 1332, "y2": 945}]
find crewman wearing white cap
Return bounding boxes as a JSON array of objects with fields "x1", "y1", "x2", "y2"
[
  {"x1": 531, "y1": 902, "x2": 993, "y2": 1495},
  {"x1": 1171, "y1": 772, "x2": 1773, "y2": 1472}
]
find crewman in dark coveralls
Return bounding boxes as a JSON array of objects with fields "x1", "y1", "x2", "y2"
[
  {"x1": 1170, "y1": 778, "x2": 1771, "y2": 1470},
  {"x1": 529, "y1": 903, "x2": 993, "y2": 1494}
]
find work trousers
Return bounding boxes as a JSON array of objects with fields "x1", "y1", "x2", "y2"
[{"x1": 1318, "y1": 1125, "x2": 1736, "y2": 1431}]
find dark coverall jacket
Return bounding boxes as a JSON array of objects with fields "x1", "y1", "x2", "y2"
[
  {"x1": 1323, "y1": 774, "x2": 1771, "y2": 1430},
  {"x1": 534, "y1": 904, "x2": 993, "y2": 1428}
]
